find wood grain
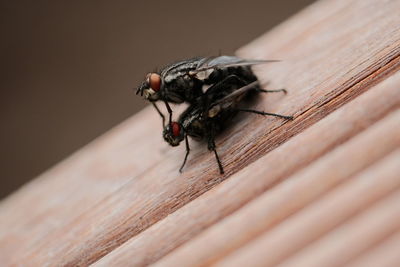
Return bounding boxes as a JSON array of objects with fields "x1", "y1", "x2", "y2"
[
  {"x1": 278, "y1": 152, "x2": 400, "y2": 267},
  {"x1": 346, "y1": 231, "x2": 400, "y2": 267},
  {"x1": 150, "y1": 109, "x2": 400, "y2": 267},
  {"x1": 0, "y1": 0, "x2": 399, "y2": 266},
  {"x1": 212, "y1": 147, "x2": 400, "y2": 267},
  {"x1": 94, "y1": 70, "x2": 400, "y2": 267}
]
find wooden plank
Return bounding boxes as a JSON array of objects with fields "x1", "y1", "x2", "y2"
[
  {"x1": 148, "y1": 110, "x2": 400, "y2": 267},
  {"x1": 346, "y1": 231, "x2": 400, "y2": 267},
  {"x1": 93, "y1": 70, "x2": 400, "y2": 267},
  {"x1": 275, "y1": 151, "x2": 400, "y2": 267},
  {"x1": 211, "y1": 148, "x2": 400, "y2": 267},
  {"x1": 0, "y1": 0, "x2": 399, "y2": 265},
  {"x1": 0, "y1": 107, "x2": 165, "y2": 263}
]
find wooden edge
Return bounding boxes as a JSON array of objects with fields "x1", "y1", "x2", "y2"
[
  {"x1": 151, "y1": 110, "x2": 400, "y2": 267},
  {"x1": 0, "y1": 0, "x2": 399, "y2": 265},
  {"x1": 277, "y1": 151, "x2": 400, "y2": 267},
  {"x1": 94, "y1": 70, "x2": 400, "y2": 267}
]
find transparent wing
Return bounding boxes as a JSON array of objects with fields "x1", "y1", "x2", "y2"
[
  {"x1": 192, "y1": 56, "x2": 279, "y2": 73},
  {"x1": 210, "y1": 81, "x2": 259, "y2": 108},
  {"x1": 206, "y1": 81, "x2": 260, "y2": 118}
]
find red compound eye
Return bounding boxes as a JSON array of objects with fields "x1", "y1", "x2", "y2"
[
  {"x1": 148, "y1": 73, "x2": 161, "y2": 92},
  {"x1": 171, "y1": 122, "x2": 181, "y2": 137}
]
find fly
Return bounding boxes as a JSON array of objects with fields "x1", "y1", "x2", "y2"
[
  {"x1": 162, "y1": 81, "x2": 292, "y2": 174},
  {"x1": 136, "y1": 56, "x2": 279, "y2": 126}
]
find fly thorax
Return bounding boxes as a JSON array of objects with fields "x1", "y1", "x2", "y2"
[
  {"x1": 190, "y1": 69, "x2": 214, "y2": 81},
  {"x1": 164, "y1": 70, "x2": 185, "y2": 83},
  {"x1": 182, "y1": 112, "x2": 200, "y2": 129},
  {"x1": 189, "y1": 120, "x2": 205, "y2": 140}
]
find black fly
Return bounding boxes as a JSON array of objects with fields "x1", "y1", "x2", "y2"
[
  {"x1": 136, "y1": 56, "x2": 278, "y2": 126},
  {"x1": 162, "y1": 80, "x2": 292, "y2": 174}
]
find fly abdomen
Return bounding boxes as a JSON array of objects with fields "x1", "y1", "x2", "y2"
[{"x1": 205, "y1": 66, "x2": 257, "y2": 85}]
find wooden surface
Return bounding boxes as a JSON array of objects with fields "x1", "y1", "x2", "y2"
[{"x1": 0, "y1": 0, "x2": 399, "y2": 266}]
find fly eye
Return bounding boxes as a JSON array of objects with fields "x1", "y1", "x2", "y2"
[
  {"x1": 147, "y1": 73, "x2": 161, "y2": 92},
  {"x1": 171, "y1": 122, "x2": 181, "y2": 137}
]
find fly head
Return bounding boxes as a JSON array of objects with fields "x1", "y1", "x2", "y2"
[
  {"x1": 163, "y1": 122, "x2": 184, "y2": 147},
  {"x1": 136, "y1": 73, "x2": 163, "y2": 101},
  {"x1": 136, "y1": 72, "x2": 189, "y2": 103}
]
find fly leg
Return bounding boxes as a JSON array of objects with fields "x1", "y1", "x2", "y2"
[
  {"x1": 152, "y1": 102, "x2": 166, "y2": 127},
  {"x1": 164, "y1": 101, "x2": 173, "y2": 126},
  {"x1": 151, "y1": 101, "x2": 174, "y2": 128},
  {"x1": 252, "y1": 80, "x2": 286, "y2": 94},
  {"x1": 179, "y1": 134, "x2": 190, "y2": 173},
  {"x1": 235, "y1": 108, "x2": 293, "y2": 120},
  {"x1": 207, "y1": 127, "x2": 224, "y2": 174},
  {"x1": 256, "y1": 88, "x2": 287, "y2": 94}
]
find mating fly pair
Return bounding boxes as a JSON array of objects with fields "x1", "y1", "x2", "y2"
[{"x1": 136, "y1": 56, "x2": 292, "y2": 174}]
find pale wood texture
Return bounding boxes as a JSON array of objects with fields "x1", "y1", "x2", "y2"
[
  {"x1": 346, "y1": 231, "x2": 400, "y2": 267},
  {"x1": 95, "y1": 74, "x2": 400, "y2": 267},
  {"x1": 0, "y1": 0, "x2": 400, "y2": 266},
  {"x1": 212, "y1": 149, "x2": 400, "y2": 267}
]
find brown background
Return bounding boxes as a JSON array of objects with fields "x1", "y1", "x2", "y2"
[{"x1": 0, "y1": 0, "x2": 315, "y2": 199}]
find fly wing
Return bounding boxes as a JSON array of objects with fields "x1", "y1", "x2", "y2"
[
  {"x1": 212, "y1": 81, "x2": 259, "y2": 105},
  {"x1": 192, "y1": 56, "x2": 279, "y2": 73},
  {"x1": 207, "y1": 81, "x2": 259, "y2": 118}
]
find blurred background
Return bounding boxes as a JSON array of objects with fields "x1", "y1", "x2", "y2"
[{"x1": 0, "y1": 0, "x2": 315, "y2": 199}]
